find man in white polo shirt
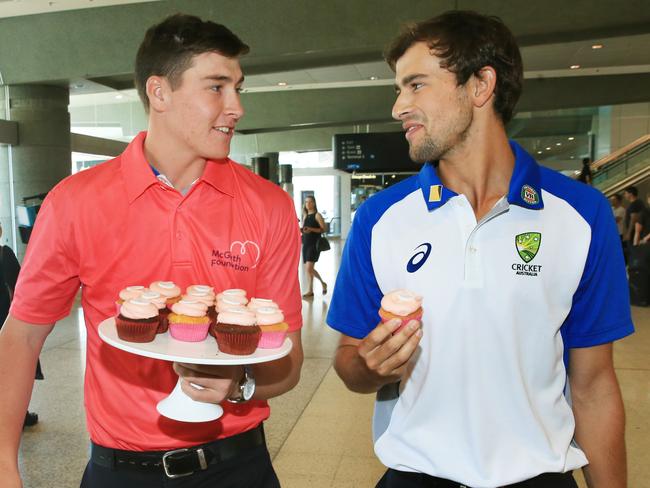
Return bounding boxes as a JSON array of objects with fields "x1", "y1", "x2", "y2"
[{"x1": 327, "y1": 10, "x2": 633, "y2": 488}]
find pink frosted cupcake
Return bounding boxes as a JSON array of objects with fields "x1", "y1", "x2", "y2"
[
  {"x1": 216, "y1": 289, "x2": 248, "y2": 304},
  {"x1": 216, "y1": 294, "x2": 248, "y2": 312},
  {"x1": 255, "y1": 307, "x2": 289, "y2": 349},
  {"x1": 149, "y1": 281, "x2": 182, "y2": 308},
  {"x1": 209, "y1": 304, "x2": 247, "y2": 338},
  {"x1": 115, "y1": 298, "x2": 159, "y2": 343},
  {"x1": 247, "y1": 298, "x2": 279, "y2": 312},
  {"x1": 140, "y1": 291, "x2": 169, "y2": 333},
  {"x1": 115, "y1": 285, "x2": 146, "y2": 315},
  {"x1": 185, "y1": 285, "x2": 216, "y2": 317},
  {"x1": 378, "y1": 289, "x2": 423, "y2": 334},
  {"x1": 214, "y1": 308, "x2": 260, "y2": 355},
  {"x1": 168, "y1": 300, "x2": 210, "y2": 342}
]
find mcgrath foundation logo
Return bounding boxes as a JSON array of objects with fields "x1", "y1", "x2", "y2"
[
  {"x1": 407, "y1": 243, "x2": 432, "y2": 273},
  {"x1": 211, "y1": 240, "x2": 260, "y2": 272},
  {"x1": 521, "y1": 185, "x2": 539, "y2": 205},
  {"x1": 512, "y1": 232, "x2": 542, "y2": 276}
]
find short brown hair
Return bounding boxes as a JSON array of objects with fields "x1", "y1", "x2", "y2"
[
  {"x1": 385, "y1": 10, "x2": 523, "y2": 124},
  {"x1": 135, "y1": 13, "x2": 249, "y2": 112}
]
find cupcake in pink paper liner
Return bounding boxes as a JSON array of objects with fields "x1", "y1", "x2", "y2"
[
  {"x1": 255, "y1": 307, "x2": 289, "y2": 349},
  {"x1": 140, "y1": 291, "x2": 169, "y2": 333},
  {"x1": 149, "y1": 281, "x2": 182, "y2": 308},
  {"x1": 115, "y1": 285, "x2": 146, "y2": 315},
  {"x1": 247, "y1": 297, "x2": 279, "y2": 312},
  {"x1": 115, "y1": 298, "x2": 160, "y2": 343},
  {"x1": 183, "y1": 289, "x2": 216, "y2": 328},
  {"x1": 378, "y1": 289, "x2": 423, "y2": 334},
  {"x1": 168, "y1": 300, "x2": 210, "y2": 342},
  {"x1": 214, "y1": 308, "x2": 260, "y2": 355}
]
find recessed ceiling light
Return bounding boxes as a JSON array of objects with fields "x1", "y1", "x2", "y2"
[
  {"x1": 369, "y1": 76, "x2": 379, "y2": 81},
  {"x1": 391, "y1": 174, "x2": 396, "y2": 178},
  {"x1": 570, "y1": 65, "x2": 580, "y2": 69},
  {"x1": 537, "y1": 151, "x2": 543, "y2": 154},
  {"x1": 570, "y1": 156, "x2": 575, "y2": 159},
  {"x1": 591, "y1": 44, "x2": 603, "y2": 49},
  {"x1": 277, "y1": 82, "x2": 287, "y2": 86},
  {"x1": 556, "y1": 142, "x2": 562, "y2": 146},
  {"x1": 115, "y1": 94, "x2": 123, "y2": 100},
  {"x1": 545, "y1": 147, "x2": 552, "y2": 150},
  {"x1": 568, "y1": 136, "x2": 575, "y2": 141}
]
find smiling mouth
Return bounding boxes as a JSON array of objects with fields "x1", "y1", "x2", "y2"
[
  {"x1": 405, "y1": 125, "x2": 423, "y2": 139},
  {"x1": 213, "y1": 126, "x2": 234, "y2": 135}
]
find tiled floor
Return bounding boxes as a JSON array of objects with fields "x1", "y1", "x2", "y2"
[{"x1": 18, "y1": 239, "x2": 650, "y2": 487}]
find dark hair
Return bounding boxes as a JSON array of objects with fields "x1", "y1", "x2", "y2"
[
  {"x1": 385, "y1": 10, "x2": 523, "y2": 124},
  {"x1": 624, "y1": 186, "x2": 638, "y2": 197},
  {"x1": 302, "y1": 195, "x2": 318, "y2": 218},
  {"x1": 612, "y1": 193, "x2": 622, "y2": 203},
  {"x1": 135, "y1": 13, "x2": 249, "y2": 112}
]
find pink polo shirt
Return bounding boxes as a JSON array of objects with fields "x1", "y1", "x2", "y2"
[{"x1": 11, "y1": 132, "x2": 302, "y2": 451}]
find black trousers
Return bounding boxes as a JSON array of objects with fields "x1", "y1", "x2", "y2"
[
  {"x1": 376, "y1": 468, "x2": 578, "y2": 488},
  {"x1": 80, "y1": 443, "x2": 280, "y2": 488}
]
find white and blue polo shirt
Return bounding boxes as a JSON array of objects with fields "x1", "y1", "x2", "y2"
[{"x1": 327, "y1": 141, "x2": 634, "y2": 487}]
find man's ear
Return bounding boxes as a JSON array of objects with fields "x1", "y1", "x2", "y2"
[
  {"x1": 145, "y1": 76, "x2": 170, "y2": 113},
  {"x1": 471, "y1": 66, "x2": 497, "y2": 109}
]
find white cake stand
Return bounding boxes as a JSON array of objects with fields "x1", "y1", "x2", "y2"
[{"x1": 98, "y1": 318, "x2": 292, "y2": 423}]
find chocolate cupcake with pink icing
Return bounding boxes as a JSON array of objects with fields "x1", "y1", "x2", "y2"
[
  {"x1": 149, "y1": 281, "x2": 182, "y2": 307},
  {"x1": 115, "y1": 285, "x2": 146, "y2": 315},
  {"x1": 168, "y1": 300, "x2": 210, "y2": 342},
  {"x1": 140, "y1": 290, "x2": 169, "y2": 333},
  {"x1": 214, "y1": 308, "x2": 260, "y2": 355},
  {"x1": 378, "y1": 289, "x2": 423, "y2": 334},
  {"x1": 115, "y1": 298, "x2": 160, "y2": 343}
]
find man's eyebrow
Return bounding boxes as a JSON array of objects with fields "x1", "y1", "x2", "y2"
[
  {"x1": 203, "y1": 75, "x2": 245, "y2": 85},
  {"x1": 394, "y1": 73, "x2": 426, "y2": 92}
]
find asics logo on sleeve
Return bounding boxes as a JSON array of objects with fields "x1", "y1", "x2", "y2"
[{"x1": 407, "y1": 243, "x2": 432, "y2": 273}]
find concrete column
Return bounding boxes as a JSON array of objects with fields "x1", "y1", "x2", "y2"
[{"x1": 1, "y1": 84, "x2": 71, "y2": 257}]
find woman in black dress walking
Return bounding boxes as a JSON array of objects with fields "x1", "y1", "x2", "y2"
[{"x1": 301, "y1": 196, "x2": 327, "y2": 298}]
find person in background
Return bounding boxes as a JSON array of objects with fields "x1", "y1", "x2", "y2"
[
  {"x1": 577, "y1": 157, "x2": 593, "y2": 185},
  {"x1": 624, "y1": 186, "x2": 647, "y2": 245},
  {"x1": 610, "y1": 194, "x2": 626, "y2": 240},
  {"x1": 328, "y1": 10, "x2": 632, "y2": 488},
  {"x1": 0, "y1": 223, "x2": 42, "y2": 428},
  {"x1": 637, "y1": 193, "x2": 650, "y2": 245},
  {"x1": 301, "y1": 195, "x2": 327, "y2": 298}
]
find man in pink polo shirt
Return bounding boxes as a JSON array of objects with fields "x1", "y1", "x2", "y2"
[{"x1": 0, "y1": 14, "x2": 302, "y2": 488}]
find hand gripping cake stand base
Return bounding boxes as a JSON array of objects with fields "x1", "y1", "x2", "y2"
[{"x1": 98, "y1": 318, "x2": 292, "y2": 422}]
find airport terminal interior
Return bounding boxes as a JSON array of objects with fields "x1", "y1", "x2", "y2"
[{"x1": 1, "y1": 0, "x2": 650, "y2": 487}]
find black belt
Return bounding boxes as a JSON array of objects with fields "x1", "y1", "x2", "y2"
[{"x1": 90, "y1": 424, "x2": 265, "y2": 479}]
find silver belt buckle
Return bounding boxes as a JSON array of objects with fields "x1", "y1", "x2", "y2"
[{"x1": 162, "y1": 448, "x2": 193, "y2": 479}]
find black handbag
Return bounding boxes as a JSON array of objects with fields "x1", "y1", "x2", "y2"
[{"x1": 317, "y1": 235, "x2": 331, "y2": 252}]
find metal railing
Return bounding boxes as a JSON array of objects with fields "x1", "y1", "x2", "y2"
[{"x1": 592, "y1": 134, "x2": 650, "y2": 196}]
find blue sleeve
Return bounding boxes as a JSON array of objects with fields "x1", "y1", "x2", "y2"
[
  {"x1": 561, "y1": 195, "x2": 634, "y2": 348},
  {"x1": 326, "y1": 204, "x2": 383, "y2": 339}
]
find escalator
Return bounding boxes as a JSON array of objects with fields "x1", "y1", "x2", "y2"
[{"x1": 592, "y1": 134, "x2": 650, "y2": 196}]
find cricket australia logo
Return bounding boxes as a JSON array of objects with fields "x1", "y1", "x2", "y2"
[{"x1": 512, "y1": 232, "x2": 542, "y2": 276}]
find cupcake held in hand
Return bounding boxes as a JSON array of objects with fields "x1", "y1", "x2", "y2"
[
  {"x1": 140, "y1": 291, "x2": 169, "y2": 334},
  {"x1": 168, "y1": 300, "x2": 210, "y2": 342},
  {"x1": 149, "y1": 281, "x2": 182, "y2": 307},
  {"x1": 378, "y1": 289, "x2": 423, "y2": 334},
  {"x1": 115, "y1": 298, "x2": 160, "y2": 343}
]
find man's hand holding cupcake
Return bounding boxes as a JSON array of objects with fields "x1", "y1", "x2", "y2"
[{"x1": 336, "y1": 289, "x2": 423, "y2": 393}]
